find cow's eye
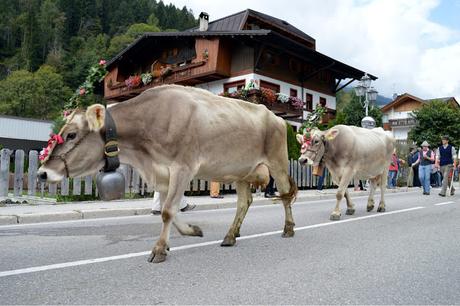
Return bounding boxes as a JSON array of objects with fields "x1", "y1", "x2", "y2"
[
  {"x1": 314, "y1": 139, "x2": 319, "y2": 144},
  {"x1": 66, "y1": 133, "x2": 77, "y2": 141}
]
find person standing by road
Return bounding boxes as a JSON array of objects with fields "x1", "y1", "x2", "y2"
[
  {"x1": 436, "y1": 135, "x2": 457, "y2": 197},
  {"x1": 411, "y1": 141, "x2": 435, "y2": 195},
  {"x1": 388, "y1": 149, "x2": 399, "y2": 189}
]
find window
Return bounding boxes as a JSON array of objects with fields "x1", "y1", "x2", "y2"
[
  {"x1": 306, "y1": 93, "x2": 313, "y2": 111},
  {"x1": 260, "y1": 80, "x2": 280, "y2": 93},
  {"x1": 290, "y1": 88, "x2": 298, "y2": 97},
  {"x1": 224, "y1": 80, "x2": 245, "y2": 93},
  {"x1": 320, "y1": 97, "x2": 327, "y2": 107}
]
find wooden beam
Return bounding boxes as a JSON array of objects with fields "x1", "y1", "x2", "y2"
[{"x1": 334, "y1": 78, "x2": 356, "y2": 93}]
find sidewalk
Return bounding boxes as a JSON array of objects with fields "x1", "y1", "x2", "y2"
[{"x1": 0, "y1": 187, "x2": 416, "y2": 225}]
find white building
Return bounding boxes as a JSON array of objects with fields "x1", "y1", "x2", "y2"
[{"x1": 0, "y1": 115, "x2": 52, "y2": 152}]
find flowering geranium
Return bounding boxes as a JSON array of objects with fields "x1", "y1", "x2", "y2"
[
  {"x1": 277, "y1": 93, "x2": 290, "y2": 103},
  {"x1": 290, "y1": 96, "x2": 304, "y2": 109},
  {"x1": 125, "y1": 75, "x2": 141, "y2": 89},
  {"x1": 261, "y1": 88, "x2": 277, "y2": 104}
]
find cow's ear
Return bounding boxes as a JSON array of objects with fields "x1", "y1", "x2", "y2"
[
  {"x1": 86, "y1": 104, "x2": 106, "y2": 132},
  {"x1": 324, "y1": 128, "x2": 339, "y2": 141},
  {"x1": 296, "y1": 134, "x2": 304, "y2": 144}
]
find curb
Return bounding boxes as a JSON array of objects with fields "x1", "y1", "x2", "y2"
[{"x1": 0, "y1": 189, "x2": 413, "y2": 226}]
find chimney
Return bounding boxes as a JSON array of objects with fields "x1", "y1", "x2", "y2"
[
  {"x1": 392, "y1": 93, "x2": 398, "y2": 100},
  {"x1": 199, "y1": 12, "x2": 209, "y2": 31}
]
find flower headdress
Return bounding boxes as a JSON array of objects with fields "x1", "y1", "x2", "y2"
[{"x1": 39, "y1": 110, "x2": 79, "y2": 163}]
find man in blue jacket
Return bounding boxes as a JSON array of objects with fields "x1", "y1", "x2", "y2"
[{"x1": 436, "y1": 135, "x2": 457, "y2": 197}]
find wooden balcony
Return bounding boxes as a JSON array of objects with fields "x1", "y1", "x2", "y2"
[{"x1": 104, "y1": 60, "x2": 230, "y2": 101}]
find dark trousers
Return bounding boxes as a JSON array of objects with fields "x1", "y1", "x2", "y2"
[{"x1": 265, "y1": 176, "x2": 275, "y2": 195}]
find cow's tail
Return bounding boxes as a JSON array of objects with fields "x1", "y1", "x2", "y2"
[{"x1": 278, "y1": 176, "x2": 298, "y2": 205}]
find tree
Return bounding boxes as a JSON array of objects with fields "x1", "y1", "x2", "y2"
[
  {"x1": 408, "y1": 100, "x2": 460, "y2": 148},
  {"x1": 286, "y1": 123, "x2": 300, "y2": 160},
  {"x1": 0, "y1": 65, "x2": 71, "y2": 119},
  {"x1": 107, "y1": 23, "x2": 160, "y2": 58},
  {"x1": 340, "y1": 91, "x2": 383, "y2": 127}
]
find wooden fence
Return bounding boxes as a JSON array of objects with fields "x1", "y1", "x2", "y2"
[{"x1": 0, "y1": 149, "x2": 331, "y2": 199}]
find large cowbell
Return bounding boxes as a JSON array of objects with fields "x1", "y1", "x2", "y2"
[
  {"x1": 96, "y1": 108, "x2": 125, "y2": 201},
  {"x1": 96, "y1": 170, "x2": 125, "y2": 201}
]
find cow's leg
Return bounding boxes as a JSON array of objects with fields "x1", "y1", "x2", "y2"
[
  {"x1": 377, "y1": 171, "x2": 387, "y2": 212},
  {"x1": 172, "y1": 215, "x2": 203, "y2": 237},
  {"x1": 367, "y1": 178, "x2": 377, "y2": 212},
  {"x1": 344, "y1": 191, "x2": 355, "y2": 215},
  {"x1": 148, "y1": 168, "x2": 194, "y2": 264},
  {"x1": 271, "y1": 168, "x2": 296, "y2": 238},
  {"x1": 331, "y1": 170, "x2": 353, "y2": 220},
  {"x1": 221, "y1": 181, "x2": 252, "y2": 246}
]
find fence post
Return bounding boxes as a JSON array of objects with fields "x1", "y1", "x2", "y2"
[
  {"x1": 13, "y1": 150, "x2": 25, "y2": 197},
  {"x1": 49, "y1": 183, "x2": 57, "y2": 196},
  {"x1": 28, "y1": 151, "x2": 38, "y2": 196},
  {"x1": 73, "y1": 177, "x2": 81, "y2": 195},
  {"x1": 84, "y1": 176, "x2": 92, "y2": 195},
  {"x1": 0, "y1": 149, "x2": 12, "y2": 197},
  {"x1": 132, "y1": 170, "x2": 140, "y2": 194},
  {"x1": 60, "y1": 178, "x2": 69, "y2": 196}
]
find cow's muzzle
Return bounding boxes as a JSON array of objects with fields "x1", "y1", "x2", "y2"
[{"x1": 38, "y1": 171, "x2": 47, "y2": 182}]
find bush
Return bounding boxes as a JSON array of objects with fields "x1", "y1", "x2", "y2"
[{"x1": 286, "y1": 123, "x2": 300, "y2": 160}]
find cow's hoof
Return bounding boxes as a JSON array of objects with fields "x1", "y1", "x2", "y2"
[
  {"x1": 220, "y1": 235, "x2": 236, "y2": 247},
  {"x1": 282, "y1": 223, "x2": 295, "y2": 238},
  {"x1": 367, "y1": 205, "x2": 374, "y2": 212},
  {"x1": 282, "y1": 230, "x2": 295, "y2": 238},
  {"x1": 148, "y1": 250, "x2": 167, "y2": 263},
  {"x1": 346, "y1": 208, "x2": 355, "y2": 215},
  {"x1": 377, "y1": 206, "x2": 386, "y2": 213},
  {"x1": 190, "y1": 225, "x2": 203, "y2": 237},
  {"x1": 330, "y1": 214, "x2": 341, "y2": 221}
]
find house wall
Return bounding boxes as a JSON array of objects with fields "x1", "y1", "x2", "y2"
[{"x1": 196, "y1": 72, "x2": 336, "y2": 129}]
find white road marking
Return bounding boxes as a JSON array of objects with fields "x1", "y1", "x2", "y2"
[
  {"x1": 434, "y1": 201, "x2": 455, "y2": 206},
  {"x1": 0, "y1": 206, "x2": 424, "y2": 278}
]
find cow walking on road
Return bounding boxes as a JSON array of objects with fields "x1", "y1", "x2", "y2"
[
  {"x1": 297, "y1": 125, "x2": 395, "y2": 220},
  {"x1": 37, "y1": 85, "x2": 297, "y2": 263}
]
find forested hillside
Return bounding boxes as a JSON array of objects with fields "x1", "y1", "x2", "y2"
[{"x1": 0, "y1": 0, "x2": 198, "y2": 119}]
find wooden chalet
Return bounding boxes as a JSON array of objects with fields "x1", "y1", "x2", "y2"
[
  {"x1": 381, "y1": 93, "x2": 459, "y2": 140},
  {"x1": 104, "y1": 9, "x2": 376, "y2": 129}
]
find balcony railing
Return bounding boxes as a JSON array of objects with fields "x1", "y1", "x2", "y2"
[{"x1": 389, "y1": 118, "x2": 416, "y2": 127}]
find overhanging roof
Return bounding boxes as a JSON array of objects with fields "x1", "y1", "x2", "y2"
[{"x1": 106, "y1": 30, "x2": 271, "y2": 69}]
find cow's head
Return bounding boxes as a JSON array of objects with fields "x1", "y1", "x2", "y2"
[
  {"x1": 296, "y1": 128, "x2": 339, "y2": 166},
  {"x1": 37, "y1": 104, "x2": 107, "y2": 183}
]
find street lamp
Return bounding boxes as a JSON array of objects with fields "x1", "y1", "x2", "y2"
[{"x1": 354, "y1": 73, "x2": 378, "y2": 129}]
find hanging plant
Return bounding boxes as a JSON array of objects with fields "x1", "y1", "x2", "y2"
[
  {"x1": 65, "y1": 59, "x2": 107, "y2": 110},
  {"x1": 290, "y1": 96, "x2": 304, "y2": 109},
  {"x1": 277, "y1": 93, "x2": 290, "y2": 103},
  {"x1": 125, "y1": 75, "x2": 141, "y2": 89},
  {"x1": 141, "y1": 73, "x2": 153, "y2": 85},
  {"x1": 261, "y1": 88, "x2": 277, "y2": 104}
]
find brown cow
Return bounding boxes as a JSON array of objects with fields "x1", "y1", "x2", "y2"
[{"x1": 38, "y1": 85, "x2": 297, "y2": 263}]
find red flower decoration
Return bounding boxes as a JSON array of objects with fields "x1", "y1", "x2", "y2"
[
  {"x1": 39, "y1": 134, "x2": 65, "y2": 161},
  {"x1": 79, "y1": 87, "x2": 86, "y2": 96},
  {"x1": 99, "y1": 59, "x2": 106, "y2": 65},
  {"x1": 300, "y1": 134, "x2": 312, "y2": 154}
]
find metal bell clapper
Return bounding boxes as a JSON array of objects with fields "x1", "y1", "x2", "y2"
[{"x1": 96, "y1": 170, "x2": 125, "y2": 201}]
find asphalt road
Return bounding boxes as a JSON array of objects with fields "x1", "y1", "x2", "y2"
[{"x1": 0, "y1": 189, "x2": 459, "y2": 305}]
